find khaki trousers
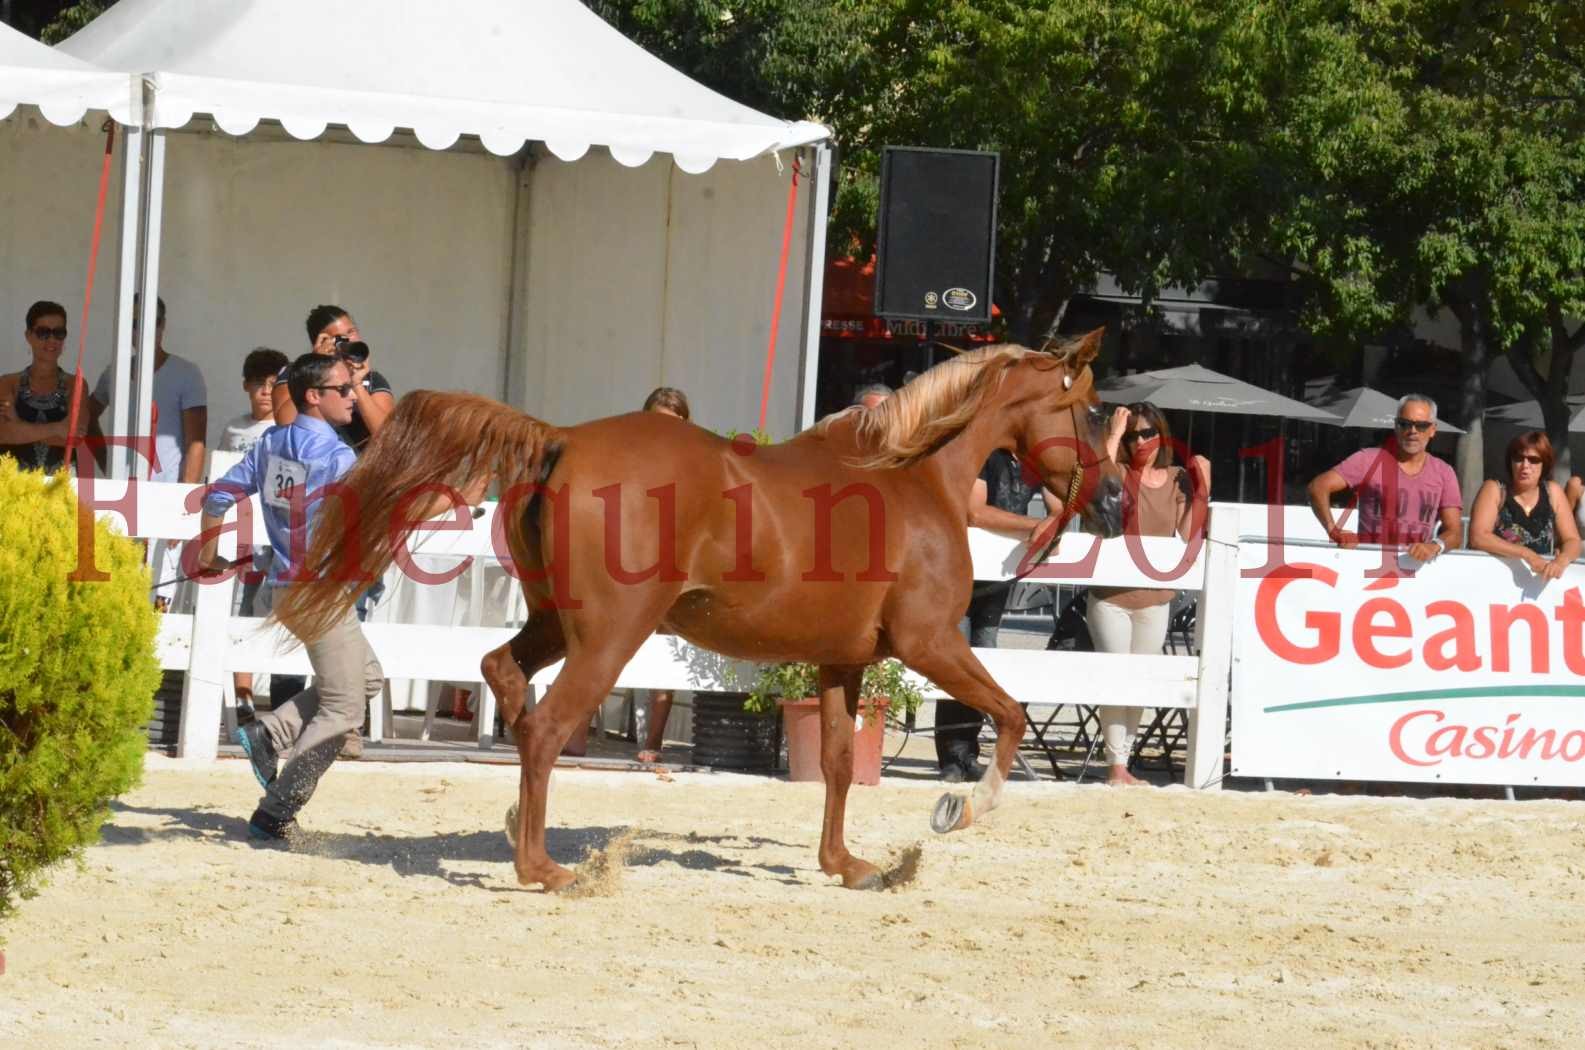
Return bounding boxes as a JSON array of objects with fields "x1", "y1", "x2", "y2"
[
  {"x1": 256, "y1": 603, "x2": 383, "y2": 821},
  {"x1": 1087, "y1": 597, "x2": 1171, "y2": 766}
]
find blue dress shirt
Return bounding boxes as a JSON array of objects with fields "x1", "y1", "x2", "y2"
[{"x1": 202, "y1": 415, "x2": 357, "y2": 589}]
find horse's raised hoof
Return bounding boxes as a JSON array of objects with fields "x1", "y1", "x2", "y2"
[{"x1": 931, "y1": 792, "x2": 972, "y2": 834}]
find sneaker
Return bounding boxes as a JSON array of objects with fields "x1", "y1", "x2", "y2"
[
  {"x1": 235, "y1": 722, "x2": 278, "y2": 789},
  {"x1": 940, "y1": 760, "x2": 985, "y2": 784},
  {"x1": 246, "y1": 807, "x2": 297, "y2": 842},
  {"x1": 337, "y1": 730, "x2": 364, "y2": 760}
]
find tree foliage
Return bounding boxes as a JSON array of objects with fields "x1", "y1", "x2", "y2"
[
  {"x1": 594, "y1": 1, "x2": 1327, "y2": 341},
  {"x1": 0, "y1": 461, "x2": 160, "y2": 931},
  {"x1": 1267, "y1": 0, "x2": 1585, "y2": 472}
]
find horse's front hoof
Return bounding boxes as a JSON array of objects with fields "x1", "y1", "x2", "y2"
[
  {"x1": 516, "y1": 862, "x2": 576, "y2": 892},
  {"x1": 931, "y1": 792, "x2": 971, "y2": 834},
  {"x1": 841, "y1": 863, "x2": 884, "y2": 891}
]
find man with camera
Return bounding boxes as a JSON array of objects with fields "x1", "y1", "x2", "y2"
[{"x1": 272, "y1": 305, "x2": 393, "y2": 452}]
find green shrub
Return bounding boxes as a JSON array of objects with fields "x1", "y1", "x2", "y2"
[
  {"x1": 744, "y1": 659, "x2": 926, "y2": 719},
  {"x1": 0, "y1": 462, "x2": 160, "y2": 930}
]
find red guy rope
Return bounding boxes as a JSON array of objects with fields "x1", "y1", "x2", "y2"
[
  {"x1": 757, "y1": 157, "x2": 802, "y2": 433},
  {"x1": 64, "y1": 121, "x2": 117, "y2": 467}
]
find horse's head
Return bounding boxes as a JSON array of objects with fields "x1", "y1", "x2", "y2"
[{"x1": 1008, "y1": 328, "x2": 1123, "y2": 538}]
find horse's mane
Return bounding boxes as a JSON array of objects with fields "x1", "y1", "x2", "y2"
[{"x1": 820, "y1": 341, "x2": 1076, "y2": 470}]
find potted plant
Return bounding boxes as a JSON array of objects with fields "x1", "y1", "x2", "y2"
[{"x1": 744, "y1": 660, "x2": 925, "y2": 785}]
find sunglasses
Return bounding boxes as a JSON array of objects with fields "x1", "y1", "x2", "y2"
[
  {"x1": 31, "y1": 325, "x2": 68, "y2": 341},
  {"x1": 1123, "y1": 427, "x2": 1160, "y2": 442},
  {"x1": 1513, "y1": 454, "x2": 1544, "y2": 466},
  {"x1": 313, "y1": 383, "x2": 356, "y2": 398},
  {"x1": 1394, "y1": 418, "x2": 1434, "y2": 432}
]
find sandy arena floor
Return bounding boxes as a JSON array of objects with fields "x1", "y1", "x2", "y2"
[{"x1": 3, "y1": 754, "x2": 1584, "y2": 1049}]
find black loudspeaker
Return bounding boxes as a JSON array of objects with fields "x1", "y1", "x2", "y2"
[{"x1": 874, "y1": 147, "x2": 999, "y2": 324}]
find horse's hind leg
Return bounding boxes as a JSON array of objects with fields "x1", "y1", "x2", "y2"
[
  {"x1": 816, "y1": 665, "x2": 884, "y2": 890},
  {"x1": 511, "y1": 612, "x2": 663, "y2": 891},
  {"x1": 481, "y1": 611, "x2": 566, "y2": 735},
  {"x1": 895, "y1": 633, "x2": 1025, "y2": 834}
]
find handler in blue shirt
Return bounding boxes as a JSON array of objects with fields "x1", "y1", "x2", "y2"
[{"x1": 198, "y1": 353, "x2": 384, "y2": 841}]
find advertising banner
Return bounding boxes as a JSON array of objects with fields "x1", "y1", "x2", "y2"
[{"x1": 1232, "y1": 544, "x2": 1585, "y2": 786}]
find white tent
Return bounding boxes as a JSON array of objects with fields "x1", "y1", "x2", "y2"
[
  {"x1": 56, "y1": 0, "x2": 826, "y2": 167},
  {"x1": 0, "y1": 21, "x2": 133, "y2": 124},
  {"x1": 15, "y1": 0, "x2": 830, "y2": 476}
]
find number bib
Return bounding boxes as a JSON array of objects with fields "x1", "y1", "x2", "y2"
[{"x1": 265, "y1": 455, "x2": 308, "y2": 511}]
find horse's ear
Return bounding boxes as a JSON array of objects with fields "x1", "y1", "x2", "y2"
[{"x1": 1071, "y1": 326, "x2": 1105, "y2": 368}]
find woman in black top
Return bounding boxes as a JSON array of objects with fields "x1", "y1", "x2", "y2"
[
  {"x1": 1469, "y1": 431, "x2": 1580, "y2": 579},
  {"x1": 0, "y1": 301, "x2": 80, "y2": 471}
]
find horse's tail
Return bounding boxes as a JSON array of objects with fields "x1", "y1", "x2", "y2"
[{"x1": 272, "y1": 391, "x2": 562, "y2": 644}]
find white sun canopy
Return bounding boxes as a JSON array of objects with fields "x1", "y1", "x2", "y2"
[
  {"x1": 0, "y1": 21, "x2": 135, "y2": 124},
  {"x1": 56, "y1": 0, "x2": 829, "y2": 171}
]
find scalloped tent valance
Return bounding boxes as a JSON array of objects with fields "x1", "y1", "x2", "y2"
[
  {"x1": 0, "y1": 21, "x2": 136, "y2": 125},
  {"x1": 56, "y1": 0, "x2": 828, "y2": 172}
]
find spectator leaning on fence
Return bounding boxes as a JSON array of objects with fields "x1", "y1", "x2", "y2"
[
  {"x1": 219, "y1": 346, "x2": 291, "y2": 722},
  {"x1": 87, "y1": 295, "x2": 208, "y2": 485},
  {"x1": 1309, "y1": 393, "x2": 1463, "y2": 561},
  {"x1": 198, "y1": 352, "x2": 383, "y2": 842},
  {"x1": 86, "y1": 295, "x2": 208, "y2": 613},
  {"x1": 1084, "y1": 402, "x2": 1210, "y2": 787},
  {"x1": 0, "y1": 300, "x2": 81, "y2": 472},
  {"x1": 939, "y1": 448, "x2": 1067, "y2": 783},
  {"x1": 631, "y1": 386, "x2": 694, "y2": 763},
  {"x1": 1468, "y1": 431, "x2": 1580, "y2": 580},
  {"x1": 220, "y1": 347, "x2": 290, "y2": 454}
]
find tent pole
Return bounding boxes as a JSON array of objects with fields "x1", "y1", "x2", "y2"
[
  {"x1": 108, "y1": 120, "x2": 144, "y2": 481},
  {"x1": 132, "y1": 126, "x2": 167, "y2": 478},
  {"x1": 795, "y1": 143, "x2": 832, "y2": 431},
  {"x1": 500, "y1": 148, "x2": 535, "y2": 407}
]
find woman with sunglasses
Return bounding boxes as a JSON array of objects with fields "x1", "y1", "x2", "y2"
[
  {"x1": 1086, "y1": 402, "x2": 1210, "y2": 785},
  {"x1": 0, "y1": 301, "x2": 81, "y2": 472},
  {"x1": 1468, "y1": 431, "x2": 1580, "y2": 580}
]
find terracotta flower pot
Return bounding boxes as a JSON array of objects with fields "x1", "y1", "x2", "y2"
[{"x1": 781, "y1": 696, "x2": 889, "y2": 786}]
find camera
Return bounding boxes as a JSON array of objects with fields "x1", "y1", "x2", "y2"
[{"x1": 333, "y1": 334, "x2": 370, "y2": 365}]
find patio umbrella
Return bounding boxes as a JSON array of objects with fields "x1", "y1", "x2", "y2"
[
  {"x1": 1097, "y1": 364, "x2": 1340, "y2": 502},
  {"x1": 1307, "y1": 385, "x2": 1466, "y2": 434},
  {"x1": 1097, "y1": 363, "x2": 1342, "y2": 422},
  {"x1": 1484, "y1": 397, "x2": 1585, "y2": 432}
]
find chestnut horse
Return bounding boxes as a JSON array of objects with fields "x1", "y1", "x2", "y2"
[{"x1": 275, "y1": 331, "x2": 1123, "y2": 891}]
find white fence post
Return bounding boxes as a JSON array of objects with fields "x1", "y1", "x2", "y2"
[
  {"x1": 178, "y1": 571, "x2": 233, "y2": 760},
  {"x1": 1185, "y1": 506, "x2": 1237, "y2": 790}
]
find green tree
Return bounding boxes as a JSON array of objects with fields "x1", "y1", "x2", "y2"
[
  {"x1": 831, "y1": 0, "x2": 1305, "y2": 342},
  {"x1": 594, "y1": 1, "x2": 1306, "y2": 344},
  {"x1": 38, "y1": 0, "x2": 108, "y2": 42},
  {"x1": 1268, "y1": 0, "x2": 1585, "y2": 480}
]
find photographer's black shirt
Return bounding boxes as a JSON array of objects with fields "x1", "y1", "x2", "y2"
[
  {"x1": 276, "y1": 365, "x2": 393, "y2": 454},
  {"x1": 979, "y1": 449, "x2": 1040, "y2": 514}
]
